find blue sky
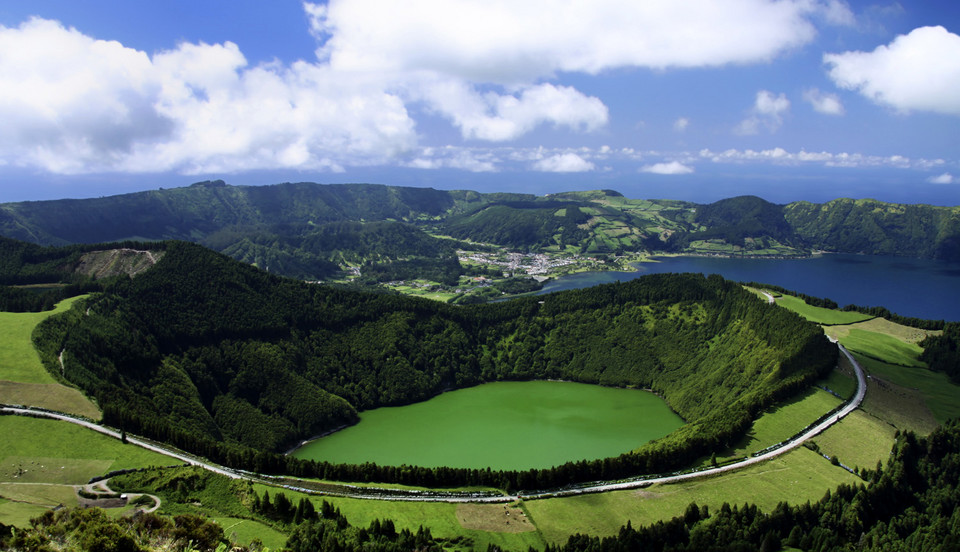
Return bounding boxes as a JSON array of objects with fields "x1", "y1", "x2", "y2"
[{"x1": 0, "y1": 1, "x2": 958, "y2": 204}]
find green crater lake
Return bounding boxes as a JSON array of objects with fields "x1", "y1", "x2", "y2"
[{"x1": 291, "y1": 381, "x2": 684, "y2": 470}]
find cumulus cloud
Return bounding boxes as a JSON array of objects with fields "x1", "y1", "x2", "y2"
[
  {"x1": 0, "y1": 18, "x2": 418, "y2": 174},
  {"x1": 803, "y1": 88, "x2": 845, "y2": 115},
  {"x1": 532, "y1": 152, "x2": 595, "y2": 173},
  {"x1": 0, "y1": 1, "x2": 858, "y2": 175},
  {"x1": 735, "y1": 90, "x2": 790, "y2": 134},
  {"x1": 309, "y1": 0, "x2": 848, "y2": 81},
  {"x1": 824, "y1": 26, "x2": 960, "y2": 115},
  {"x1": 415, "y1": 80, "x2": 608, "y2": 141},
  {"x1": 927, "y1": 173, "x2": 955, "y2": 184},
  {"x1": 641, "y1": 161, "x2": 694, "y2": 175},
  {"x1": 673, "y1": 117, "x2": 690, "y2": 132},
  {"x1": 405, "y1": 146, "x2": 498, "y2": 172}
]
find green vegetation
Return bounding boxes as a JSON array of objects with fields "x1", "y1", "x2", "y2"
[
  {"x1": 710, "y1": 387, "x2": 842, "y2": 464},
  {"x1": 830, "y1": 327, "x2": 926, "y2": 367},
  {"x1": 0, "y1": 415, "x2": 172, "y2": 528},
  {"x1": 0, "y1": 295, "x2": 100, "y2": 418},
  {"x1": 28, "y1": 241, "x2": 834, "y2": 490},
  {"x1": 525, "y1": 446, "x2": 859, "y2": 545},
  {"x1": 0, "y1": 295, "x2": 84, "y2": 383},
  {"x1": 810, "y1": 410, "x2": 897, "y2": 472},
  {"x1": 920, "y1": 322, "x2": 960, "y2": 383},
  {"x1": 0, "y1": 417, "x2": 171, "y2": 482},
  {"x1": 292, "y1": 381, "x2": 683, "y2": 470},
  {"x1": 818, "y1": 367, "x2": 857, "y2": 400},
  {"x1": 2, "y1": 507, "x2": 230, "y2": 552},
  {"x1": 3, "y1": 184, "x2": 959, "y2": 300},
  {"x1": 785, "y1": 197, "x2": 960, "y2": 260},
  {"x1": 855, "y1": 354, "x2": 960, "y2": 424},
  {"x1": 774, "y1": 294, "x2": 874, "y2": 325},
  {"x1": 538, "y1": 423, "x2": 960, "y2": 551}
]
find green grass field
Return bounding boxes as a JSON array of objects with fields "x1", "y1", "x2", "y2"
[
  {"x1": 0, "y1": 296, "x2": 100, "y2": 418},
  {"x1": 0, "y1": 416, "x2": 172, "y2": 485},
  {"x1": 711, "y1": 387, "x2": 842, "y2": 464},
  {"x1": 810, "y1": 410, "x2": 897, "y2": 472},
  {"x1": 524, "y1": 446, "x2": 859, "y2": 545},
  {"x1": 856, "y1": 354, "x2": 960, "y2": 424},
  {"x1": 212, "y1": 516, "x2": 289, "y2": 550},
  {"x1": 831, "y1": 328, "x2": 926, "y2": 368},
  {"x1": 0, "y1": 416, "x2": 173, "y2": 529},
  {"x1": 0, "y1": 295, "x2": 85, "y2": 384},
  {"x1": 0, "y1": 381, "x2": 100, "y2": 419},
  {"x1": 774, "y1": 295, "x2": 874, "y2": 325},
  {"x1": 819, "y1": 368, "x2": 857, "y2": 400}
]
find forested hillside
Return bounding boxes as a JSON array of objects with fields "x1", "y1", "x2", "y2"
[
  {"x1": 785, "y1": 198, "x2": 960, "y2": 259},
  {"x1": 29, "y1": 240, "x2": 834, "y2": 487},
  {"x1": 2, "y1": 182, "x2": 959, "y2": 287}
]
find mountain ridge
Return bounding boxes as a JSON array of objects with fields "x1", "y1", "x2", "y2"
[{"x1": 2, "y1": 182, "x2": 958, "y2": 285}]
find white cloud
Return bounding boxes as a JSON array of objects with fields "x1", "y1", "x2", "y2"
[
  {"x1": 0, "y1": 2, "x2": 865, "y2": 176},
  {"x1": 0, "y1": 18, "x2": 419, "y2": 174},
  {"x1": 641, "y1": 161, "x2": 694, "y2": 175},
  {"x1": 310, "y1": 0, "x2": 846, "y2": 81},
  {"x1": 673, "y1": 117, "x2": 690, "y2": 132},
  {"x1": 803, "y1": 88, "x2": 845, "y2": 115},
  {"x1": 416, "y1": 80, "x2": 608, "y2": 141},
  {"x1": 735, "y1": 90, "x2": 790, "y2": 134},
  {"x1": 699, "y1": 147, "x2": 944, "y2": 170},
  {"x1": 927, "y1": 172, "x2": 955, "y2": 184},
  {"x1": 405, "y1": 146, "x2": 498, "y2": 172},
  {"x1": 824, "y1": 26, "x2": 960, "y2": 115},
  {"x1": 533, "y1": 153, "x2": 595, "y2": 173}
]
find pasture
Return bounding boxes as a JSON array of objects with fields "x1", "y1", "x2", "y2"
[
  {"x1": 773, "y1": 294, "x2": 874, "y2": 325},
  {"x1": 524, "y1": 446, "x2": 859, "y2": 544},
  {"x1": 810, "y1": 410, "x2": 896, "y2": 472},
  {"x1": 0, "y1": 296, "x2": 100, "y2": 419},
  {"x1": 0, "y1": 295, "x2": 84, "y2": 384},
  {"x1": 710, "y1": 387, "x2": 842, "y2": 464}
]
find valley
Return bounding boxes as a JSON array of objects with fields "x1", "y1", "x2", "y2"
[{"x1": 1, "y1": 184, "x2": 959, "y2": 551}]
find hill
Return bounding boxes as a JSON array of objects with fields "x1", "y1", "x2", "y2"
[
  {"x1": 24, "y1": 240, "x2": 834, "y2": 488},
  {"x1": 2, "y1": 183, "x2": 959, "y2": 289}
]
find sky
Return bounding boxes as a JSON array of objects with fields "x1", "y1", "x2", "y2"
[{"x1": 0, "y1": 0, "x2": 958, "y2": 205}]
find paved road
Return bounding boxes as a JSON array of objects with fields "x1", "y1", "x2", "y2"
[{"x1": 1, "y1": 343, "x2": 865, "y2": 503}]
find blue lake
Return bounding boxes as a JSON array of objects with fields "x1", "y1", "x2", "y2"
[{"x1": 538, "y1": 254, "x2": 960, "y2": 322}]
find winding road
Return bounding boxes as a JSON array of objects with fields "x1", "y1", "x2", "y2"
[{"x1": 1, "y1": 343, "x2": 866, "y2": 503}]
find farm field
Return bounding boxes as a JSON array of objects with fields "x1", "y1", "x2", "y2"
[
  {"x1": 524, "y1": 446, "x2": 859, "y2": 545},
  {"x1": 856, "y1": 354, "x2": 960, "y2": 425},
  {"x1": 0, "y1": 296, "x2": 101, "y2": 419},
  {"x1": 773, "y1": 294, "x2": 874, "y2": 325},
  {"x1": 0, "y1": 295, "x2": 84, "y2": 383},
  {"x1": 809, "y1": 409, "x2": 897, "y2": 472},
  {"x1": 0, "y1": 416, "x2": 173, "y2": 527},
  {"x1": 709, "y1": 386, "x2": 842, "y2": 464}
]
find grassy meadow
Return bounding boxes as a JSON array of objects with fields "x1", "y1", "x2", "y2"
[
  {"x1": 0, "y1": 295, "x2": 84, "y2": 383},
  {"x1": 0, "y1": 296, "x2": 101, "y2": 419},
  {"x1": 708, "y1": 387, "x2": 842, "y2": 464},
  {"x1": 773, "y1": 294, "x2": 874, "y2": 325},
  {"x1": 524, "y1": 446, "x2": 859, "y2": 545},
  {"x1": 0, "y1": 416, "x2": 172, "y2": 528}
]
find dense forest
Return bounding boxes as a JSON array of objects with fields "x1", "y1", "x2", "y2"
[
  {"x1": 2, "y1": 182, "x2": 959, "y2": 285},
  {"x1": 24, "y1": 239, "x2": 834, "y2": 488}
]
